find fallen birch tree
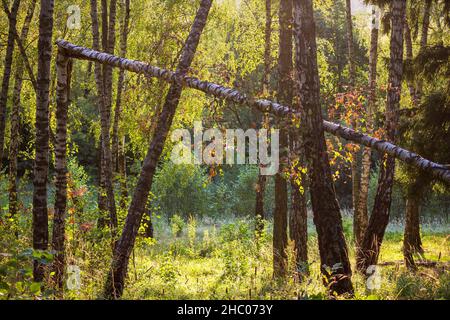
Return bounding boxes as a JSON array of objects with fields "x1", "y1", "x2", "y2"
[{"x1": 55, "y1": 39, "x2": 450, "y2": 185}]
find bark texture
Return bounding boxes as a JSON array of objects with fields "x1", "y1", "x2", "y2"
[
  {"x1": 0, "y1": 0, "x2": 21, "y2": 164},
  {"x1": 357, "y1": 0, "x2": 406, "y2": 273},
  {"x1": 52, "y1": 50, "x2": 71, "y2": 289},
  {"x1": 56, "y1": 38, "x2": 450, "y2": 185},
  {"x1": 293, "y1": 0, "x2": 353, "y2": 295},
  {"x1": 103, "y1": 0, "x2": 213, "y2": 299},
  {"x1": 8, "y1": 0, "x2": 36, "y2": 218},
  {"x1": 33, "y1": 0, "x2": 54, "y2": 282}
]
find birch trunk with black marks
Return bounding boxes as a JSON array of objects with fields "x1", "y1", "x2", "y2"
[
  {"x1": 33, "y1": 0, "x2": 54, "y2": 282},
  {"x1": 103, "y1": 0, "x2": 213, "y2": 299},
  {"x1": 52, "y1": 50, "x2": 71, "y2": 289},
  {"x1": 57, "y1": 38, "x2": 450, "y2": 185},
  {"x1": 293, "y1": 0, "x2": 353, "y2": 295},
  {"x1": 273, "y1": 0, "x2": 290, "y2": 278},
  {"x1": 0, "y1": 0, "x2": 20, "y2": 165},
  {"x1": 356, "y1": 5, "x2": 379, "y2": 248},
  {"x1": 8, "y1": 0, "x2": 36, "y2": 218},
  {"x1": 357, "y1": 0, "x2": 406, "y2": 273}
]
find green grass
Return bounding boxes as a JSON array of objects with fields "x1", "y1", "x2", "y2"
[
  {"x1": 113, "y1": 217, "x2": 449, "y2": 300},
  {"x1": 1, "y1": 215, "x2": 448, "y2": 300}
]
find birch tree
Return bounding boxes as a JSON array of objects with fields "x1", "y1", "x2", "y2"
[
  {"x1": 293, "y1": 0, "x2": 353, "y2": 295},
  {"x1": 103, "y1": 0, "x2": 213, "y2": 299},
  {"x1": 357, "y1": 0, "x2": 406, "y2": 273},
  {"x1": 33, "y1": 0, "x2": 54, "y2": 282}
]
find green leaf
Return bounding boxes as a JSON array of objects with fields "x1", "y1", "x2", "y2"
[{"x1": 30, "y1": 282, "x2": 41, "y2": 294}]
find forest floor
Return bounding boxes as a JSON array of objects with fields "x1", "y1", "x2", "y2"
[
  {"x1": 65, "y1": 215, "x2": 449, "y2": 300},
  {"x1": 1, "y1": 211, "x2": 449, "y2": 300}
]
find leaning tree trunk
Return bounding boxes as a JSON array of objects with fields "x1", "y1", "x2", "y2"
[
  {"x1": 255, "y1": 0, "x2": 272, "y2": 237},
  {"x1": 356, "y1": 5, "x2": 379, "y2": 249},
  {"x1": 8, "y1": 0, "x2": 36, "y2": 218},
  {"x1": 273, "y1": 0, "x2": 291, "y2": 278},
  {"x1": 293, "y1": 0, "x2": 353, "y2": 296},
  {"x1": 0, "y1": 0, "x2": 21, "y2": 165},
  {"x1": 56, "y1": 38, "x2": 450, "y2": 184},
  {"x1": 90, "y1": 0, "x2": 118, "y2": 232},
  {"x1": 345, "y1": 0, "x2": 362, "y2": 244},
  {"x1": 52, "y1": 50, "x2": 72, "y2": 289},
  {"x1": 32, "y1": 0, "x2": 54, "y2": 282},
  {"x1": 104, "y1": 0, "x2": 213, "y2": 299},
  {"x1": 357, "y1": 0, "x2": 406, "y2": 273}
]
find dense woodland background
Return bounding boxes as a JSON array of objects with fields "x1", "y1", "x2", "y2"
[{"x1": 0, "y1": 0, "x2": 449, "y2": 300}]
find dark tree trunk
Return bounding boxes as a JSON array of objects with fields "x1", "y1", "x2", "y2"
[
  {"x1": 403, "y1": 194, "x2": 423, "y2": 254},
  {"x1": 420, "y1": 0, "x2": 432, "y2": 50},
  {"x1": 0, "y1": 0, "x2": 21, "y2": 164},
  {"x1": 357, "y1": 0, "x2": 406, "y2": 273},
  {"x1": 404, "y1": 19, "x2": 417, "y2": 105},
  {"x1": 289, "y1": 130, "x2": 309, "y2": 274},
  {"x1": 356, "y1": 5, "x2": 379, "y2": 249},
  {"x1": 104, "y1": 0, "x2": 213, "y2": 299},
  {"x1": 8, "y1": 0, "x2": 36, "y2": 218},
  {"x1": 293, "y1": 0, "x2": 353, "y2": 296},
  {"x1": 273, "y1": 0, "x2": 292, "y2": 278},
  {"x1": 255, "y1": 174, "x2": 266, "y2": 236},
  {"x1": 52, "y1": 50, "x2": 72, "y2": 289},
  {"x1": 32, "y1": 0, "x2": 54, "y2": 282}
]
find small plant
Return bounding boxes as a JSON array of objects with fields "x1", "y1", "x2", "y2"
[
  {"x1": 170, "y1": 214, "x2": 185, "y2": 238},
  {"x1": 187, "y1": 215, "x2": 197, "y2": 249}
]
